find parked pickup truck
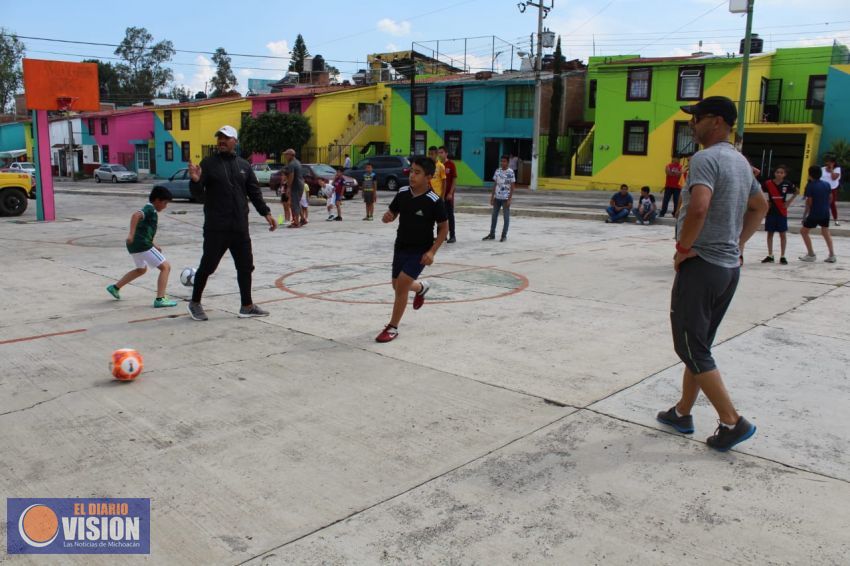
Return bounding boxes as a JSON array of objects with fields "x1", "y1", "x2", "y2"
[{"x1": 0, "y1": 172, "x2": 35, "y2": 216}]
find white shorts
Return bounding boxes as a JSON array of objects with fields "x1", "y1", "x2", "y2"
[
  {"x1": 326, "y1": 193, "x2": 337, "y2": 207},
  {"x1": 300, "y1": 194, "x2": 309, "y2": 208},
  {"x1": 131, "y1": 247, "x2": 166, "y2": 269}
]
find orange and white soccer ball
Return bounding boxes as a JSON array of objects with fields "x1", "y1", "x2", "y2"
[{"x1": 110, "y1": 349, "x2": 143, "y2": 381}]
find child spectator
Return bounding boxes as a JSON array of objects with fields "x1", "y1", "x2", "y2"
[
  {"x1": 761, "y1": 164, "x2": 797, "y2": 264},
  {"x1": 361, "y1": 162, "x2": 377, "y2": 221},
  {"x1": 319, "y1": 177, "x2": 336, "y2": 220},
  {"x1": 106, "y1": 187, "x2": 177, "y2": 308},
  {"x1": 332, "y1": 167, "x2": 345, "y2": 221},
  {"x1": 634, "y1": 186, "x2": 657, "y2": 224}
]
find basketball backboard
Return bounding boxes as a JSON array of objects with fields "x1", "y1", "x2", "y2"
[{"x1": 22, "y1": 59, "x2": 100, "y2": 112}]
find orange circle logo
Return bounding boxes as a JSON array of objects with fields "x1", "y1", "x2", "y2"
[{"x1": 19, "y1": 504, "x2": 59, "y2": 547}]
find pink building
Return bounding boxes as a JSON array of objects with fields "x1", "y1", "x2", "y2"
[{"x1": 81, "y1": 107, "x2": 155, "y2": 174}]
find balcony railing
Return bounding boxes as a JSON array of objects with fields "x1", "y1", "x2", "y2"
[{"x1": 740, "y1": 99, "x2": 823, "y2": 126}]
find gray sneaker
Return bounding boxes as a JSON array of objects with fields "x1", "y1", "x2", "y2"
[
  {"x1": 825, "y1": 255, "x2": 837, "y2": 263},
  {"x1": 799, "y1": 254, "x2": 817, "y2": 262},
  {"x1": 238, "y1": 304, "x2": 269, "y2": 318},
  {"x1": 187, "y1": 301, "x2": 208, "y2": 321}
]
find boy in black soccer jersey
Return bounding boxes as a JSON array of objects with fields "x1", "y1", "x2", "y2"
[{"x1": 377, "y1": 156, "x2": 449, "y2": 343}]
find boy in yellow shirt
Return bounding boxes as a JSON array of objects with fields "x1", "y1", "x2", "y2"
[{"x1": 428, "y1": 146, "x2": 446, "y2": 197}]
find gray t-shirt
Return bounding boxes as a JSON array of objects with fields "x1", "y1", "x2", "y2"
[
  {"x1": 678, "y1": 142, "x2": 761, "y2": 268},
  {"x1": 284, "y1": 158, "x2": 304, "y2": 191}
]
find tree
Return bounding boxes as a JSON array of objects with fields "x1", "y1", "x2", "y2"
[
  {"x1": 0, "y1": 29, "x2": 25, "y2": 114},
  {"x1": 288, "y1": 34, "x2": 310, "y2": 73},
  {"x1": 210, "y1": 47, "x2": 237, "y2": 97},
  {"x1": 113, "y1": 27, "x2": 176, "y2": 103},
  {"x1": 545, "y1": 37, "x2": 564, "y2": 177},
  {"x1": 160, "y1": 84, "x2": 192, "y2": 102},
  {"x1": 239, "y1": 112, "x2": 312, "y2": 158},
  {"x1": 82, "y1": 59, "x2": 124, "y2": 104}
]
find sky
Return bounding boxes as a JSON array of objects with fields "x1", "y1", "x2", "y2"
[{"x1": 4, "y1": 0, "x2": 850, "y2": 96}]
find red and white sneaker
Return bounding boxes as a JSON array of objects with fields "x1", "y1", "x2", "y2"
[
  {"x1": 412, "y1": 280, "x2": 430, "y2": 310},
  {"x1": 375, "y1": 324, "x2": 398, "y2": 343}
]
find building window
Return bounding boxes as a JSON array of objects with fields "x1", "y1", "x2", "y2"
[
  {"x1": 627, "y1": 68, "x2": 652, "y2": 101},
  {"x1": 413, "y1": 130, "x2": 427, "y2": 155},
  {"x1": 87, "y1": 119, "x2": 95, "y2": 135},
  {"x1": 444, "y1": 130, "x2": 462, "y2": 160},
  {"x1": 445, "y1": 86, "x2": 463, "y2": 115},
  {"x1": 589, "y1": 79, "x2": 597, "y2": 109},
  {"x1": 241, "y1": 111, "x2": 251, "y2": 126},
  {"x1": 164, "y1": 110, "x2": 173, "y2": 130},
  {"x1": 266, "y1": 100, "x2": 278, "y2": 113},
  {"x1": 672, "y1": 121, "x2": 697, "y2": 157},
  {"x1": 180, "y1": 109, "x2": 189, "y2": 130},
  {"x1": 806, "y1": 75, "x2": 827, "y2": 109},
  {"x1": 181, "y1": 141, "x2": 190, "y2": 162},
  {"x1": 677, "y1": 66, "x2": 704, "y2": 100},
  {"x1": 505, "y1": 85, "x2": 534, "y2": 118},
  {"x1": 622, "y1": 121, "x2": 649, "y2": 155},
  {"x1": 413, "y1": 87, "x2": 427, "y2": 115},
  {"x1": 100, "y1": 118, "x2": 108, "y2": 135},
  {"x1": 102, "y1": 145, "x2": 109, "y2": 163},
  {"x1": 288, "y1": 99, "x2": 301, "y2": 114},
  {"x1": 92, "y1": 145, "x2": 99, "y2": 163},
  {"x1": 165, "y1": 141, "x2": 174, "y2": 161}
]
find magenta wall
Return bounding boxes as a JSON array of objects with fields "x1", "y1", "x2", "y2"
[{"x1": 89, "y1": 111, "x2": 153, "y2": 163}]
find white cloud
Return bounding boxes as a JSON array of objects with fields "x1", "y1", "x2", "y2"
[
  {"x1": 385, "y1": 42, "x2": 399, "y2": 52},
  {"x1": 188, "y1": 55, "x2": 215, "y2": 97},
  {"x1": 377, "y1": 18, "x2": 412, "y2": 37},
  {"x1": 266, "y1": 39, "x2": 290, "y2": 58}
]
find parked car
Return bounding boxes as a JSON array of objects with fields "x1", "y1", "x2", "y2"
[
  {"x1": 94, "y1": 164, "x2": 138, "y2": 183},
  {"x1": 251, "y1": 163, "x2": 284, "y2": 186},
  {"x1": 0, "y1": 171, "x2": 34, "y2": 216},
  {"x1": 7, "y1": 162, "x2": 36, "y2": 176},
  {"x1": 270, "y1": 163, "x2": 359, "y2": 199},
  {"x1": 152, "y1": 168, "x2": 195, "y2": 201},
  {"x1": 344, "y1": 155, "x2": 410, "y2": 191}
]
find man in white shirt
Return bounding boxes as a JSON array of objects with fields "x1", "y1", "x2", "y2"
[
  {"x1": 821, "y1": 156, "x2": 842, "y2": 225},
  {"x1": 343, "y1": 154, "x2": 352, "y2": 169}
]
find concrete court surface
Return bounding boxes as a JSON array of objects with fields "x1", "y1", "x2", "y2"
[{"x1": 0, "y1": 192, "x2": 848, "y2": 565}]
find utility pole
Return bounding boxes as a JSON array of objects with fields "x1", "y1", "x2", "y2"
[
  {"x1": 67, "y1": 118, "x2": 75, "y2": 181},
  {"x1": 734, "y1": 0, "x2": 755, "y2": 149},
  {"x1": 518, "y1": 0, "x2": 553, "y2": 191},
  {"x1": 409, "y1": 45, "x2": 416, "y2": 155}
]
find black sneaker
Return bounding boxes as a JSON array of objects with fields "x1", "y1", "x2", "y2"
[
  {"x1": 761, "y1": 255, "x2": 774, "y2": 263},
  {"x1": 482, "y1": 234, "x2": 495, "y2": 241},
  {"x1": 656, "y1": 406, "x2": 695, "y2": 434},
  {"x1": 706, "y1": 416, "x2": 756, "y2": 451},
  {"x1": 780, "y1": 257, "x2": 788, "y2": 265}
]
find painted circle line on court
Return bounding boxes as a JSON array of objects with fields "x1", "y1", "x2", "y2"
[{"x1": 275, "y1": 262, "x2": 529, "y2": 305}]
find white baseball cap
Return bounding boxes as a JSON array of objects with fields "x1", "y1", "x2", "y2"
[{"x1": 215, "y1": 125, "x2": 238, "y2": 140}]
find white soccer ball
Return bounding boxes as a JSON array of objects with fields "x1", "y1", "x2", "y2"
[{"x1": 180, "y1": 267, "x2": 196, "y2": 287}]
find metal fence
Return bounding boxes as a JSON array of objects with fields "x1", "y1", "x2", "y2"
[
  {"x1": 741, "y1": 99, "x2": 824, "y2": 126},
  {"x1": 574, "y1": 128, "x2": 594, "y2": 177}
]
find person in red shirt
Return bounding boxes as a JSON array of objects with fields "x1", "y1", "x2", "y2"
[
  {"x1": 332, "y1": 167, "x2": 345, "y2": 221},
  {"x1": 438, "y1": 146, "x2": 457, "y2": 243},
  {"x1": 660, "y1": 157, "x2": 683, "y2": 217}
]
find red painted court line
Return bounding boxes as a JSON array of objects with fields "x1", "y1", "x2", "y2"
[
  {"x1": 0, "y1": 328, "x2": 87, "y2": 345},
  {"x1": 512, "y1": 257, "x2": 542, "y2": 264}
]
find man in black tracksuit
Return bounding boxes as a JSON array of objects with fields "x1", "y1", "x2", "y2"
[{"x1": 187, "y1": 125, "x2": 277, "y2": 321}]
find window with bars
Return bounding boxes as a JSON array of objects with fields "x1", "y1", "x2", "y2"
[
  {"x1": 444, "y1": 131, "x2": 462, "y2": 160},
  {"x1": 102, "y1": 145, "x2": 109, "y2": 163},
  {"x1": 164, "y1": 110, "x2": 173, "y2": 130},
  {"x1": 672, "y1": 121, "x2": 697, "y2": 157},
  {"x1": 413, "y1": 131, "x2": 427, "y2": 155},
  {"x1": 92, "y1": 145, "x2": 99, "y2": 163},
  {"x1": 505, "y1": 85, "x2": 534, "y2": 118},
  {"x1": 678, "y1": 67, "x2": 704, "y2": 100},
  {"x1": 589, "y1": 79, "x2": 597, "y2": 108},
  {"x1": 100, "y1": 118, "x2": 108, "y2": 135},
  {"x1": 180, "y1": 109, "x2": 189, "y2": 130},
  {"x1": 288, "y1": 99, "x2": 301, "y2": 114},
  {"x1": 87, "y1": 119, "x2": 95, "y2": 135},
  {"x1": 413, "y1": 87, "x2": 427, "y2": 115},
  {"x1": 445, "y1": 87, "x2": 463, "y2": 115},
  {"x1": 622, "y1": 121, "x2": 649, "y2": 155},
  {"x1": 181, "y1": 141, "x2": 190, "y2": 162},
  {"x1": 627, "y1": 68, "x2": 652, "y2": 101},
  {"x1": 266, "y1": 100, "x2": 278, "y2": 113},
  {"x1": 165, "y1": 141, "x2": 174, "y2": 161}
]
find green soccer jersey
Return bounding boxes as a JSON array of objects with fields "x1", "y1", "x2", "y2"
[{"x1": 126, "y1": 203, "x2": 158, "y2": 253}]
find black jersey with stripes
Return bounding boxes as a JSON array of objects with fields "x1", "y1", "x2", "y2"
[{"x1": 388, "y1": 186, "x2": 448, "y2": 252}]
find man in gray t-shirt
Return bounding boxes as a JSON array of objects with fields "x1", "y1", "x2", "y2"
[
  {"x1": 657, "y1": 96, "x2": 768, "y2": 452},
  {"x1": 283, "y1": 148, "x2": 305, "y2": 227}
]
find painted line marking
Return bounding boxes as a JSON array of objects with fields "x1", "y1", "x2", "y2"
[{"x1": 0, "y1": 328, "x2": 87, "y2": 346}]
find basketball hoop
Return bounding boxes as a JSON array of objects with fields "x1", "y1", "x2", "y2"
[{"x1": 56, "y1": 97, "x2": 76, "y2": 112}]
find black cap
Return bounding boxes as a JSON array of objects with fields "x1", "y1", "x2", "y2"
[{"x1": 680, "y1": 96, "x2": 737, "y2": 126}]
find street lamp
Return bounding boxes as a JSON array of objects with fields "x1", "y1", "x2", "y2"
[{"x1": 517, "y1": 0, "x2": 553, "y2": 191}]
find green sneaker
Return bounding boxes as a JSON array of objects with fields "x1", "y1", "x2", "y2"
[
  {"x1": 153, "y1": 296, "x2": 178, "y2": 308},
  {"x1": 106, "y1": 284, "x2": 120, "y2": 299}
]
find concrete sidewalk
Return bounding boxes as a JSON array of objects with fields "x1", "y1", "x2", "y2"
[{"x1": 1, "y1": 192, "x2": 848, "y2": 564}]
